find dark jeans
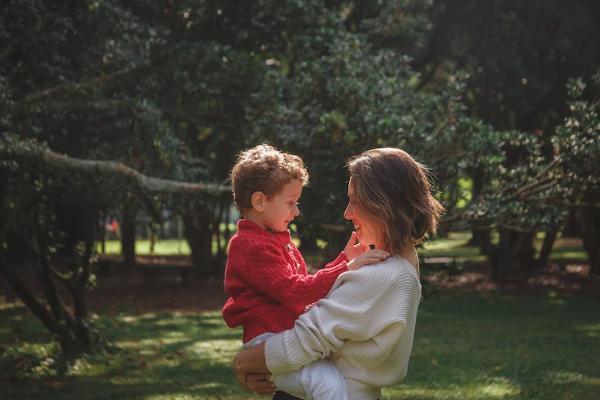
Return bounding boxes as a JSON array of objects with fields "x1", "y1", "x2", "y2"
[{"x1": 272, "y1": 391, "x2": 302, "y2": 400}]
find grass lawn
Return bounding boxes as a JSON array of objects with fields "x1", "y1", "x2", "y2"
[
  {"x1": 96, "y1": 232, "x2": 587, "y2": 263},
  {"x1": 1, "y1": 293, "x2": 599, "y2": 399}
]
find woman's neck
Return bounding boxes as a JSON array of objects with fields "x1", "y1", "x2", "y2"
[{"x1": 399, "y1": 244, "x2": 419, "y2": 274}]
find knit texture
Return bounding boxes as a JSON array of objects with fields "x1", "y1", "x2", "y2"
[
  {"x1": 265, "y1": 256, "x2": 422, "y2": 400},
  {"x1": 222, "y1": 219, "x2": 349, "y2": 343}
]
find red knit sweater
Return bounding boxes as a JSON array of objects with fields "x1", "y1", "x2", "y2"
[{"x1": 222, "y1": 219, "x2": 349, "y2": 343}]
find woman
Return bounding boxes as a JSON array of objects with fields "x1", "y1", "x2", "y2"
[{"x1": 233, "y1": 148, "x2": 445, "y2": 399}]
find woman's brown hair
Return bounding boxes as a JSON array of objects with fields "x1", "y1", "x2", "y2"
[{"x1": 347, "y1": 148, "x2": 445, "y2": 254}]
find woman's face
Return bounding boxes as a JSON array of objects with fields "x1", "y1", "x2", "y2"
[{"x1": 344, "y1": 177, "x2": 383, "y2": 248}]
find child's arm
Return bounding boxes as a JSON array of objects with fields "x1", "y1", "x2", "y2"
[
  {"x1": 343, "y1": 231, "x2": 370, "y2": 261},
  {"x1": 324, "y1": 231, "x2": 382, "y2": 271},
  {"x1": 233, "y1": 242, "x2": 347, "y2": 310},
  {"x1": 347, "y1": 249, "x2": 390, "y2": 270}
]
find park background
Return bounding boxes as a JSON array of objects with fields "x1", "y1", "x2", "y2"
[{"x1": 1, "y1": 1, "x2": 599, "y2": 399}]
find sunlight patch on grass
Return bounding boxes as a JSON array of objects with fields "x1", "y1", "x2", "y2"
[
  {"x1": 0, "y1": 299, "x2": 23, "y2": 311},
  {"x1": 423, "y1": 232, "x2": 471, "y2": 251},
  {"x1": 188, "y1": 339, "x2": 240, "y2": 361},
  {"x1": 68, "y1": 357, "x2": 97, "y2": 377},
  {"x1": 386, "y1": 377, "x2": 521, "y2": 399},
  {"x1": 549, "y1": 250, "x2": 587, "y2": 260},
  {"x1": 543, "y1": 370, "x2": 600, "y2": 385},
  {"x1": 481, "y1": 378, "x2": 521, "y2": 397},
  {"x1": 575, "y1": 323, "x2": 600, "y2": 338},
  {"x1": 145, "y1": 395, "x2": 203, "y2": 400},
  {"x1": 162, "y1": 330, "x2": 187, "y2": 339},
  {"x1": 98, "y1": 240, "x2": 191, "y2": 255}
]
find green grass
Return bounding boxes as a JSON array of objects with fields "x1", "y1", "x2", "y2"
[
  {"x1": 420, "y1": 232, "x2": 485, "y2": 261},
  {"x1": 97, "y1": 239, "x2": 192, "y2": 256},
  {"x1": 2, "y1": 294, "x2": 599, "y2": 399}
]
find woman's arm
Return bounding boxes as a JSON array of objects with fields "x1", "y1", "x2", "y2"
[{"x1": 266, "y1": 265, "x2": 417, "y2": 375}]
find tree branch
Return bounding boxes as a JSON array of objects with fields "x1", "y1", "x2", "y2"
[
  {"x1": 4, "y1": 143, "x2": 230, "y2": 195},
  {"x1": 513, "y1": 157, "x2": 562, "y2": 198},
  {"x1": 8, "y1": 44, "x2": 185, "y2": 114}
]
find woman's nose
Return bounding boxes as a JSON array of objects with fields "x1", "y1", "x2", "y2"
[{"x1": 344, "y1": 204, "x2": 352, "y2": 220}]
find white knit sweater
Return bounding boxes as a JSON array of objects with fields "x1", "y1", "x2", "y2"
[{"x1": 265, "y1": 256, "x2": 422, "y2": 400}]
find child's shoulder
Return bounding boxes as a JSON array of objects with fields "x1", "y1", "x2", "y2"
[{"x1": 229, "y1": 230, "x2": 282, "y2": 253}]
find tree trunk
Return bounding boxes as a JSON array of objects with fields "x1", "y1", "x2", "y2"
[
  {"x1": 0, "y1": 255, "x2": 61, "y2": 336},
  {"x1": 468, "y1": 168, "x2": 492, "y2": 255},
  {"x1": 471, "y1": 228, "x2": 492, "y2": 255},
  {"x1": 212, "y1": 199, "x2": 227, "y2": 269},
  {"x1": 121, "y1": 202, "x2": 137, "y2": 268},
  {"x1": 183, "y1": 204, "x2": 213, "y2": 276},
  {"x1": 536, "y1": 230, "x2": 557, "y2": 270},
  {"x1": 576, "y1": 207, "x2": 600, "y2": 276},
  {"x1": 489, "y1": 228, "x2": 536, "y2": 282}
]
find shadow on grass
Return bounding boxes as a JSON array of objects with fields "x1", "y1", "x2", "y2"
[
  {"x1": 1, "y1": 304, "x2": 253, "y2": 399},
  {"x1": 391, "y1": 294, "x2": 600, "y2": 399},
  {"x1": 2, "y1": 294, "x2": 600, "y2": 399}
]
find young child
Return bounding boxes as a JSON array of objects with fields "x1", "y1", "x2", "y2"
[{"x1": 222, "y1": 144, "x2": 388, "y2": 400}]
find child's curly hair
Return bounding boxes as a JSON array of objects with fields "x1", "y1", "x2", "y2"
[{"x1": 230, "y1": 144, "x2": 308, "y2": 212}]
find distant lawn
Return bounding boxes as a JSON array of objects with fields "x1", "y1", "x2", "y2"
[
  {"x1": 419, "y1": 232, "x2": 587, "y2": 262},
  {"x1": 1, "y1": 293, "x2": 599, "y2": 399},
  {"x1": 98, "y1": 239, "x2": 192, "y2": 256},
  {"x1": 97, "y1": 231, "x2": 587, "y2": 263}
]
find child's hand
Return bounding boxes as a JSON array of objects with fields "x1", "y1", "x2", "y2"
[
  {"x1": 343, "y1": 231, "x2": 369, "y2": 260},
  {"x1": 347, "y1": 249, "x2": 390, "y2": 271}
]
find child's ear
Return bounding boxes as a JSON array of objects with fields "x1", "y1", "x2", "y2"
[{"x1": 251, "y1": 191, "x2": 266, "y2": 212}]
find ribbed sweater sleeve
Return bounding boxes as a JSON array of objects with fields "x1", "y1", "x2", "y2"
[
  {"x1": 235, "y1": 241, "x2": 349, "y2": 310},
  {"x1": 265, "y1": 260, "x2": 421, "y2": 384}
]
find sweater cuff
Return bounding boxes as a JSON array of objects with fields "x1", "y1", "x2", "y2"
[
  {"x1": 325, "y1": 252, "x2": 349, "y2": 269},
  {"x1": 265, "y1": 332, "x2": 295, "y2": 375}
]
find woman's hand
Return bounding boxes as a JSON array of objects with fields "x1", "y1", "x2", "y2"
[
  {"x1": 347, "y1": 249, "x2": 390, "y2": 270},
  {"x1": 233, "y1": 343, "x2": 275, "y2": 395},
  {"x1": 245, "y1": 373, "x2": 277, "y2": 396},
  {"x1": 343, "y1": 231, "x2": 369, "y2": 260}
]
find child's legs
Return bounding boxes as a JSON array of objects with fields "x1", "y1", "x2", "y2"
[
  {"x1": 297, "y1": 359, "x2": 348, "y2": 400},
  {"x1": 245, "y1": 334, "x2": 307, "y2": 399},
  {"x1": 245, "y1": 335, "x2": 347, "y2": 400},
  {"x1": 271, "y1": 370, "x2": 308, "y2": 399}
]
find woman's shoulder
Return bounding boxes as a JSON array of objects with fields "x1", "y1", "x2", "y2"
[
  {"x1": 338, "y1": 256, "x2": 420, "y2": 291},
  {"x1": 358, "y1": 255, "x2": 417, "y2": 277}
]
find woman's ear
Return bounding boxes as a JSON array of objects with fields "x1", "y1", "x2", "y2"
[{"x1": 251, "y1": 191, "x2": 266, "y2": 212}]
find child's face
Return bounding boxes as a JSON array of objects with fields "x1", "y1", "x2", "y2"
[{"x1": 257, "y1": 179, "x2": 303, "y2": 232}]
